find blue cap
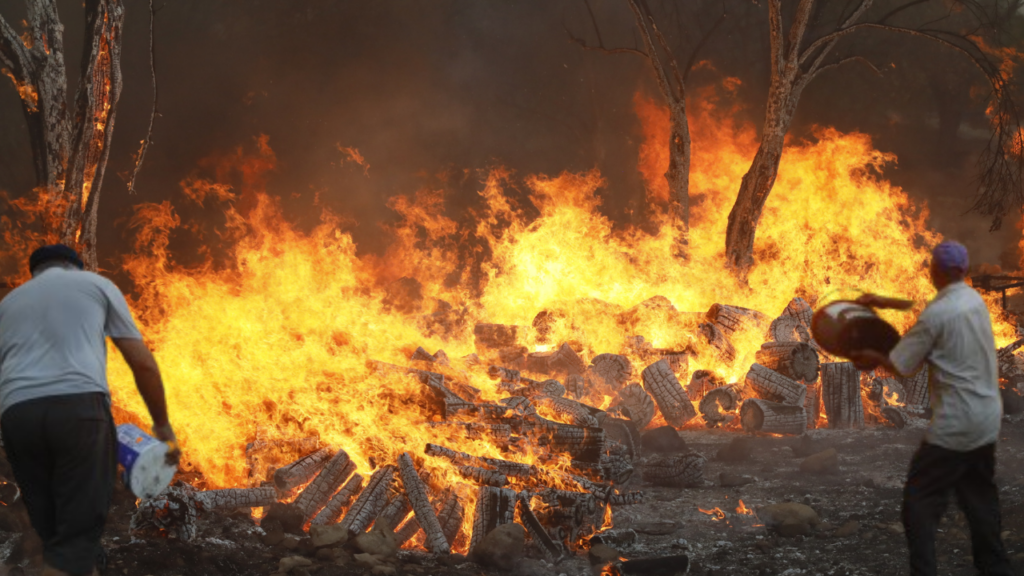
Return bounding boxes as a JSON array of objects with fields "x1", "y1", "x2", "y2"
[
  {"x1": 932, "y1": 240, "x2": 969, "y2": 275},
  {"x1": 29, "y1": 244, "x2": 84, "y2": 272}
]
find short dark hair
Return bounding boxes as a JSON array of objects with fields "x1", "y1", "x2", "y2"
[{"x1": 29, "y1": 244, "x2": 84, "y2": 273}]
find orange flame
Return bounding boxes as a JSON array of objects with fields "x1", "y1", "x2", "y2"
[{"x1": 699, "y1": 507, "x2": 726, "y2": 521}]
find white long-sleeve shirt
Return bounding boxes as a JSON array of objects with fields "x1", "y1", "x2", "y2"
[{"x1": 889, "y1": 281, "x2": 1002, "y2": 451}]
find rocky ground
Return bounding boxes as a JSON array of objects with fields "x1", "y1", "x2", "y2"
[{"x1": 5, "y1": 416, "x2": 1024, "y2": 576}]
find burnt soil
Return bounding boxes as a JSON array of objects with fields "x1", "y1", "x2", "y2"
[{"x1": 5, "y1": 417, "x2": 1024, "y2": 576}]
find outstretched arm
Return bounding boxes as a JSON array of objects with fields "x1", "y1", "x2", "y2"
[
  {"x1": 856, "y1": 293, "x2": 915, "y2": 310},
  {"x1": 112, "y1": 338, "x2": 180, "y2": 466}
]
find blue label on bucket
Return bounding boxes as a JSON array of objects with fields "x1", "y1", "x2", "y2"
[{"x1": 116, "y1": 424, "x2": 159, "y2": 481}]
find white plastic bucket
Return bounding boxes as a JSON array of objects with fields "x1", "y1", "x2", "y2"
[{"x1": 116, "y1": 423, "x2": 176, "y2": 498}]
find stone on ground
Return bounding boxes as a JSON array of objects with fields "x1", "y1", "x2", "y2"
[
  {"x1": 471, "y1": 523, "x2": 526, "y2": 570},
  {"x1": 799, "y1": 448, "x2": 838, "y2": 474}
]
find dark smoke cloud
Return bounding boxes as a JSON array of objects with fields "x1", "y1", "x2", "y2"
[{"x1": 0, "y1": 0, "x2": 1017, "y2": 276}]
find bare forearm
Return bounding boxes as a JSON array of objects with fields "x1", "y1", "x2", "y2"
[
  {"x1": 133, "y1": 364, "x2": 170, "y2": 429},
  {"x1": 858, "y1": 293, "x2": 915, "y2": 310}
]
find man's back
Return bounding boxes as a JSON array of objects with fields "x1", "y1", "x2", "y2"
[
  {"x1": 920, "y1": 282, "x2": 1002, "y2": 451},
  {"x1": 0, "y1": 267, "x2": 141, "y2": 415}
]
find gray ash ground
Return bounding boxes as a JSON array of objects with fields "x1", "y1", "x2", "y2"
[{"x1": 6, "y1": 417, "x2": 1024, "y2": 576}]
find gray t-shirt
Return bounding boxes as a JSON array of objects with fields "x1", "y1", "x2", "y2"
[
  {"x1": 0, "y1": 267, "x2": 142, "y2": 415},
  {"x1": 889, "y1": 281, "x2": 1002, "y2": 451}
]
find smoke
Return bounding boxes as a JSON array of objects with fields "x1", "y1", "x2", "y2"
[{"x1": 0, "y1": 0, "x2": 1018, "y2": 278}]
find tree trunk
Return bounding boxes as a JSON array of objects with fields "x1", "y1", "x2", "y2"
[
  {"x1": 667, "y1": 104, "x2": 690, "y2": 244},
  {"x1": 0, "y1": 0, "x2": 125, "y2": 270}
]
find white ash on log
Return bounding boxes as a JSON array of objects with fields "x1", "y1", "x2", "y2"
[
  {"x1": 611, "y1": 383, "x2": 655, "y2": 430},
  {"x1": 397, "y1": 452, "x2": 450, "y2": 553},
  {"x1": 899, "y1": 369, "x2": 930, "y2": 407},
  {"x1": 821, "y1": 362, "x2": 865, "y2": 429},
  {"x1": 195, "y1": 486, "x2": 278, "y2": 511},
  {"x1": 292, "y1": 449, "x2": 354, "y2": 523},
  {"x1": 641, "y1": 359, "x2": 698, "y2": 428},
  {"x1": 697, "y1": 322, "x2": 737, "y2": 362},
  {"x1": 640, "y1": 453, "x2": 706, "y2": 487},
  {"x1": 699, "y1": 385, "x2": 743, "y2": 427},
  {"x1": 755, "y1": 342, "x2": 819, "y2": 383},
  {"x1": 687, "y1": 370, "x2": 725, "y2": 401},
  {"x1": 338, "y1": 465, "x2": 396, "y2": 535},
  {"x1": 565, "y1": 373, "x2": 586, "y2": 400},
  {"x1": 469, "y1": 486, "x2": 518, "y2": 553},
  {"x1": 534, "y1": 395, "x2": 599, "y2": 427},
  {"x1": 706, "y1": 303, "x2": 769, "y2": 336},
  {"x1": 424, "y1": 443, "x2": 536, "y2": 479},
  {"x1": 782, "y1": 296, "x2": 814, "y2": 328},
  {"x1": 805, "y1": 382, "x2": 820, "y2": 429},
  {"x1": 457, "y1": 465, "x2": 509, "y2": 487},
  {"x1": 739, "y1": 398, "x2": 807, "y2": 435},
  {"x1": 310, "y1": 473, "x2": 364, "y2": 526},
  {"x1": 131, "y1": 486, "x2": 199, "y2": 542},
  {"x1": 273, "y1": 447, "x2": 332, "y2": 492},
  {"x1": 588, "y1": 353, "x2": 634, "y2": 391},
  {"x1": 474, "y1": 323, "x2": 520, "y2": 350},
  {"x1": 745, "y1": 363, "x2": 807, "y2": 406},
  {"x1": 517, "y1": 492, "x2": 564, "y2": 561},
  {"x1": 766, "y1": 315, "x2": 812, "y2": 343}
]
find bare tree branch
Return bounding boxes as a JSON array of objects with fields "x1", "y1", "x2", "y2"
[
  {"x1": 0, "y1": 13, "x2": 30, "y2": 76},
  {"x1": 625, "y1": 0, "x2": 678, "y2": 103},
  {"x1": 877, "y1": 0, "x2": 931, "y2": 24},
  {"x1": 786, "y1": 0, "x2": 818, "y2": 65},
  {"x1": 768, "y1": 0, "x2": 785, "y2": 76},
  {"x1": 127, "y1": 0, "x2": 160, "y2": 195},
  {"x1": 683, "y1": 9, "x2": 727, "y2": 83},
  {"x1": 806, "y1": 54, "x2": 882, "y2": 83}
]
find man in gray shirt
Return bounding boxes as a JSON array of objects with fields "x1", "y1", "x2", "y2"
[
  {"x1": 0, "y1": 244, "x2": 179, "y2": 576},
  {"x1": 851, "y1": 240, "x2": 1012, "y2": 576}
]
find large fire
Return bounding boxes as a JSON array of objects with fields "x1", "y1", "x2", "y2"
[{"x1": 3, "y1": 84, "x2": 1017, "y2": 550}]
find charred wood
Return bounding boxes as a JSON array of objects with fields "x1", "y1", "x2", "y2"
[
  {"x1": 697, "y1": 322, "x2": 736, "y2": 362},
  {"x1": 517, "y1": 492, "x2": 564, "y2": 561},
  {"x1": 273, "y1": 447, "x2": 332, "y2": 492},
  {"x1": 766, "y1": 315, "x2": 811, "y2": 343},
  {"x1": 687, "y1": 370, "x2": 725, "y2": 402},
  {"x1": 195, "y1": 487, "x2": 278, "y2": 511},
  {"x1": 527, "y1": 414, "x2": 606, "y2": 462},
  {"x1": 805, "y1": 382, "x2": 821, "y2": 429},
  {"x1": 899, "y1": 369, "x2": 930, "y2": 407},
  {"x1": 821, "y1": 362, "x2": 865, "y2": 429},
  {"x1": 755, "y1": 342, "x2": 819, "y2": 383},
  {"x1": 607, "y1": 491, "x2": 645, "y2": 506},
  {"x1": 534, "y1": 395, "x2": 600, "y2": 427},
  {"x1": 469, "y1": 486, "x2": 518, "y2": 553},
  {"x1": 782, "y1": 297, "x2": 814, "y2": 328},
  {"x1": 739, "y1": 398, "x2": 807, "y2": 435},
  {"x1": 427, "y1": 421, "x2": 512, "y2": 442},
  {"x1": 310, "y1": 473, "x2": 363, "y2": 526},
  {"x1": 698, "y1": 385, "x2": 743, "y2": 427},
  {"x1": 641, "y1": 359, "x2": 697, "y2": 428},
  {"x1": 424, "y1": 443, "x2": 535, "y2": 479},
  {"x1": 588, "y1": 353, "x2": 634, "y2": 390},
  {"x1": 706, "y1": 303, "x2": 769, "y2": 336},
  {"x1": 397, "y1": 452, "x2": 449, "y2": 553},
  {"x1": 641, "y1": 453, "x2": 706, "y2": 488},
  {"x1": 474, "y1": 324, "x2": 520, "y2": 350},
  {"x1": 292, "y1": 450, "x2": 353, "y2": 523},
  {"x1": 565, "y1": 373, "x2": 586, "y2": 400},
  {"x1": 338, "y1": 465, "x2": 395, "y2": 535},
  {"x1": 457, "y1": 465, "x2": 509, "y2": 487},
  {"x1": 745, "y1": 363, "x2": 807, "y2": 406}
]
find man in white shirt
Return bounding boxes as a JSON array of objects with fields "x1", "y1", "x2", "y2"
[
  {"x1": 0, "y1": 245, "x2": 180, "y2": 576},
  {"x1": 850, "y1": 240, "x2": 1011, "y2": 576}
]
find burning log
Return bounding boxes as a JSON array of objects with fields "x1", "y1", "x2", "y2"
[
  {"x1": 880, "y1": 405, "x2": 908, "y2": 429},
  {"x1": 246, "y1": 436, "x2": 319, "y2": 485},
  {"x1": 805, "y1": 382, "x2": 821, "y2": 429},
  {"x1": 273, "y1": 447, "x2": 332, "y2": 492},
  {"x1": 706, "y1": 303, "x2": 769, "y2": 336},
  {"x1": 378, "y1": 492, "x2": 413, "y2": 532},
  {"x1": 588, "y1": 353, "x2": 634, "y2": 390},
  {"x1": 527, "y1": 415, "x2": 607, "y2": 462},
  {"x1": 544, "y1": 343, "x2": 588, "y2": 376},
  {"x1": 293, "y1": 450, "x2": 355, "y2": 522},
  {"x1": 821, "y1": 362, "x2": 865, "y2": 429},
  {"x1": 410, "y1": 346, "x2": 438, "y2": 363},
  {"x1": 436, "y1": 490, "x2": 465, "y2": 548},
  {"x1": 474, "y1": 323, "x2": 520, "y2": 350},
  {"x1": 338, "y1": 465, "x2": 396, "y2": 535},
  {"x1": 516, "y1": 379, "x2": 567, "y2": 399},
  {"x1": 424, "y1": 443, "x2": 535, "y2": 479},
  {"x1": 427, "y1": 421, "x2": 512, "y2": 442},
  {"x1": 195, "y1": 487, "x2": 278, "y2": 511},
  {"x1": 739, "y1": 398, "x2": 807, "y2": 435},
  {"x1": 641, "y1": 359, "x2": 698, "y2": 428},
  {"x1": 697, "y1": 322, "x2": 736, "y2": 362},
  {"x1": 457, "y1": 466, "x2": 509, "y2": 487},
  {"x1": 369, "y1": 361, "x2": 474, "y2": 418},
  {"x1": 498, "y1": 395, "x2": 537, "y2": 417},
  {"x1": 782, "y1": 296, "x2": 814, "y2": 328},
  {"x1": 598, "y1": 453, "x2": 634, "y2": 484},
  {"x1": 899, "y1": 369, "x2": 929, "y2": 407},
  {"x1": 698, "y1": 385, "x2": 743, "y2": 427},
  {"x1": 469, "y1": 486, "x2": 518, "y2": 553},
  {"x1": 687, "y1": 370, "x2": 724, "y2": 401},
  {"x1": 659, "y1": 351, "x2": 689, "y2": 374},
  {"x1": 755, "y1": 342, "x2": 819, "y2": 383},
  {"x1": 766, "y1": 315, "x2": 811, "y2": 343},
  {"x1": 640, "y1": 453, "x2": 706, "y2": 487},
  {"x1": 745, "y1": 363, "x2": 807, "y2": 406},
  {"x1": 997, "y1": 337, "x2": 1024, "y2": 376},
  {"x1": 310, "y1": 473, "x2": 363, "y2": 526},
  {"x1": 598, "y1": 416, "x2": 641, "y2": 462},
  {"x1": 397, "y1": 453, "x2": 450, "y2": 553},
  {"x1": 517, "y1": 492, "x2": 564, "y2": 561},
  {"x1": 131, "y1": 486, "x2": 199, "y2": 542},
  {"x1": 611, "y1": 383, "x2": 655, "y2": 430},
  {"x1": 565, "y1": 373, "x2": 586, "y2": 400},
  {"x1": 488, "y1": 365, "x2": 522, "y2": 383},
  {"x1": 534, "y1": 395, "x2": 600, "y2": 427},
  {"x1": 607, "y1": 491, "x2": 644, "y2": 506}
]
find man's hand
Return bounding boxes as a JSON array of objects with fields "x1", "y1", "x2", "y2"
[
  {"x1": 855, "y1": 293, "x2": 915, "y2": 310},
  {"x1": 151, "y1": 423, "x2": 181, "y2": 467}
]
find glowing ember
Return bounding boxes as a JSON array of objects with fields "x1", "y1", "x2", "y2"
[
  {"x1": 736, "y1": 499, "x2": 754, "y2": 516},
  {"x1": 699, "y1": 507, "x2": 726, "y2": 521}
]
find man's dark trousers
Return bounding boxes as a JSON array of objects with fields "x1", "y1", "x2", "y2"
[
  {"x1": 0, "y1": 392, "x2": 116, "y2": 576},
  {"x1": 903, "y1": 441, "x2": 1014, "y2": 576}
]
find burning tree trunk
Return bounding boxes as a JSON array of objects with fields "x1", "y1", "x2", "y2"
[
  {"x1": 740, "y1": 398, "x2": 806, "y2": 435},
  {"x1": 724, "y1": 0, "x2": 1024, "y2": 272},
  {"x1": 0, "y1": 0, "x2": 126, "y2": 269},
  {"x1": 821, "y1": 362, "x2": 864, "y2": 429}
]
